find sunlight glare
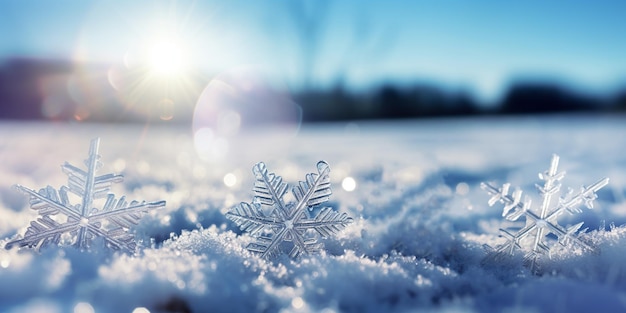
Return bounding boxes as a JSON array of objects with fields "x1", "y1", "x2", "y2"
[{"x1": 149, "y1": 40, "x2": 184, "y2": 75}]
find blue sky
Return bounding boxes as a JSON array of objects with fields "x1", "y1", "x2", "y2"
[{"x1": 1, "y1": 0, "x2": 626, "y2": 99}]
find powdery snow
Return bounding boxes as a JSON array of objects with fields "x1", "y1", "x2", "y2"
[{"x1": 1, "y1": 115, "x2": 626, "y2": 313}]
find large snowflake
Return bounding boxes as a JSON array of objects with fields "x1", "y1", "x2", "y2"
[
  {"x1": 5, "y1": 138, "x2": 166, "y2": 252},
  {"x1": 226, "y1": 161, "x2": 353, "y2": 259},
  {"x1": 481, "y1": 154, "x2": 609, "y2": 272}
]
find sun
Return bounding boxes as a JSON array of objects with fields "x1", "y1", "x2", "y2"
[
  {"x1": 108, "y1": 35, "x2": 204, "y2": 122},
  {"x1": 148, "y1": 40, "x2": 185, "y2": 75}
]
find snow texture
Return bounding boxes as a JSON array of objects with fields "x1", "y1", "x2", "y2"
[
  {"x1": 1, "y1": 116, "x2": 626, "y2": 313},
  {"x1": 226, "y1": 161, "x2": 353, "y2": 258},
  {"x1": 481, "y1": 154, "x2": 609, "y2": 273},
  {"x1": 4, "y1": 138, "x2": 166, "y2": 252}
]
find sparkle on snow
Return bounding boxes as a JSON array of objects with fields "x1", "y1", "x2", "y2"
[
  {"x1": 5, "y1": 138, "x2": 166, "y2": 252},
  {"x1": 226, "y1": 161, "x2": 353, "y2": 259},
  {"x1": 481, "y1": 154, "x2": 609, "y2": 272}
]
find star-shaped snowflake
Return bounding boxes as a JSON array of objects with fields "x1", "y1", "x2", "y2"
[
  {"x1": 5, "y1": 138, "x2": 166, "y2": 252},
  {"x1": 481, "y1": 154, "x2": 609, "y2": 272},
  {"x1": 226, "y1": 161, "x2": 353, "y2": 259}
]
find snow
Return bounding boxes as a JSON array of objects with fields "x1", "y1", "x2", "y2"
[{"x1": 1, "y1": 115, "x2": 626, "y2": 312}]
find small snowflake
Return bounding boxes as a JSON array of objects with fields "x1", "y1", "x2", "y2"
[
  {"x1": 5, "y1": 138, "x2": 166, "y2": 252},
  {"x1": 226, "y1": 161, "x2": 353, "y2": 259},
  {"x1": 481, "y1": 154, "x2": 608, "y2": 272}
]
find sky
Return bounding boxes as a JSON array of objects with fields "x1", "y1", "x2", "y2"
[{"x1": 1, "y1": 0, "x2": 626, "y2": 100}]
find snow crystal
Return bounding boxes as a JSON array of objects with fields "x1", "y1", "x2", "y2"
[
  {"x1": 226, "y1": 161, "x2": 353, "y2": 259},
  {"x1": 5, "y1": 138, "x2": 166, "y2": 252},
  {"x1": 481, "y1": 154, "x2": 609, "y2": 273}
]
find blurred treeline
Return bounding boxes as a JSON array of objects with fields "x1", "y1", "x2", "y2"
[
  {"x1": 296, "y1": 82, "x2": 626, "y2": 122},
  {"x1": 1, "y1": 57, "x2": 626, "y2": 123}
]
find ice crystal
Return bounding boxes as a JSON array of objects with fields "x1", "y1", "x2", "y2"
[
  {"x1": 481, "y1": 154, "x2": 608, "y2": 272},
  {"x1": 226, "y1": 161, "x2": 353, "y2": 259},
  {"x1": 5, "y1": 138, "x2": 166, "y2": 252}
]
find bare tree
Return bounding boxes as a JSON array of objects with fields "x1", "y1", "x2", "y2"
[
  {"x1": 287, "y1": 0, "x2": 331, "y2": 89},
  {"x1": 282, "y1": 0, "x2": 396, "y2": 90}
]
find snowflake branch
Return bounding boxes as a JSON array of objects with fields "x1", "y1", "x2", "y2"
[
  {"x1": 5, "y1": 218, "x2": 78, "y2": 250},
  {"x1": 480, "y1": 182, "x2": 527, "y2": 219},
  {"x1": 292, "y1": 161, "x2": 331, "y2": 209},
  {"x1": 559, "y1": 177, "x2": 610, "y2": 213},
  {"x1": 90, "y1": 200, "x2": 166, "y2": 222},
  {"x1": 14, "y1": 185, "x2": 80, "y2": 219},
  {"x1": 253, "y1": 162, "x2": 290, "y2": 219},
  {"x1": 296, "y1": 208, "x2": 352, "y2": 237},
  {"x1": 226, "y1": 202, "x2": 281, "y2": 236}
]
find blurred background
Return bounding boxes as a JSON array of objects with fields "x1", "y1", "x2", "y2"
[{"x1": 1, "y1": 0, "x2": 626, "y2": 125}]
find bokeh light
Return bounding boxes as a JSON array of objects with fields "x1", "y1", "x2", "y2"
[
  {"x1": 291, "y1": 297, "x2": 305, "y2": 309},
  {"x1": 223, "y1": 173, "x2": 237, "y2": 187},
  {"x1": 342, "y1": 177, "x2": 357, "y2": 192},
  {"x1": 455, "y1": 182, "x2": 470, "y2": 195},
  {"x1": 193, "y1": 127, "x2": 229, "y2": 160},
  {"x1": 73, "y1": 302, "x2": 94, "y2": 313}
]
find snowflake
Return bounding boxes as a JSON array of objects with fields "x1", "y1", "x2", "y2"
[
  {"x1": 226, "y1": 161, "x2": 353, "y2": 259},
  {"x1": 5, "y1": 138, "x2": 166, "y2": 252},
  {"x1": 481, "y1": 154, "x2": 609, "y2": 272}
]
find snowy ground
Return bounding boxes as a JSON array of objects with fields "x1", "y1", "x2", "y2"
[{"x1": 1, "y1": 115, "x2": 626, "y2": 313}]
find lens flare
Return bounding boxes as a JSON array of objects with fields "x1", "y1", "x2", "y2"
[
  {"x1": 159, "y1": 98, "x2": 175, "y2": 120},
  {"x1": 192, "y1": 66, "x2": 301, "y2": 160}
]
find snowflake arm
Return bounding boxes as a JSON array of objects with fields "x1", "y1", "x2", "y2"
[
  {"x1": 246, "y1": 235, "x2": 275, "y2": 256},
  {"x1": 558, "y1": 177, "x2": 610, "y2": 214},
  {"x1": 252, "y1": 162, "x2": 289, "y2": 216},
  {"x1": 292, "y1": 161, "x2": 332, "y2": 208},
  {"x1": 225, "y1": 202, "x2": 281, "y2": 236},
  {"x1": 5, "y1": 138, "x2": 165, "y2": 252},
  {"x1": 88, "y1": 196, "x2": 166, "y2": 251},
  {"x1": 13, "y1": 185, "x2": 78, "y2": 218},
  {"x1": 296, "y1": 207, "x2": 353, "y2": 238},
  {"x1": 286, "y1": 231, "x2": 322, "y2": 259},
  {"x1": 481, "y1": 182, "x2": 526, "y2": 220}
]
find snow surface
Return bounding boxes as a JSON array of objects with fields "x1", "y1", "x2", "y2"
[{"x1": 1, "y1": 115, "x2": 626, "y2": 313}]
